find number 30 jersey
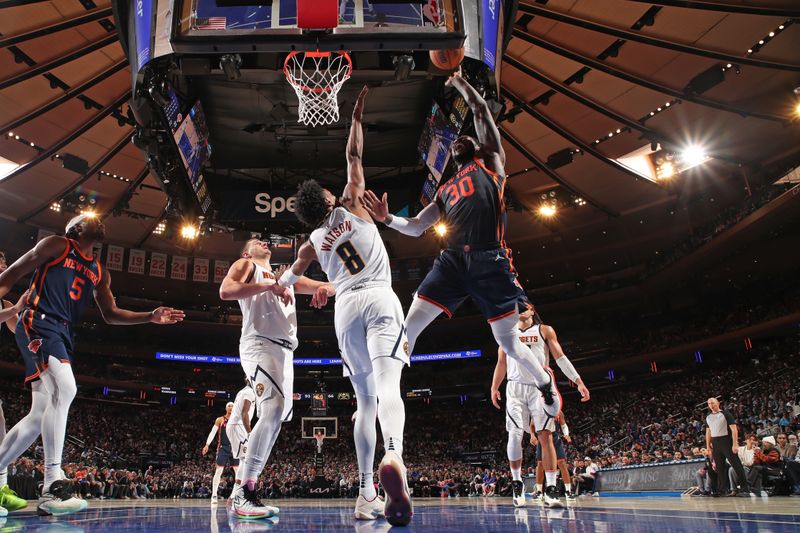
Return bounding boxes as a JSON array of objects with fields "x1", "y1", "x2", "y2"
[
  {"x1": 436, "y1": 157, "x2": 507, "y2": 249},
  {"x1": 309, "y1": 207, "x2": 392, "y2": 293}
]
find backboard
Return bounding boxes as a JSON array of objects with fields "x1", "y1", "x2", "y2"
[{"x1": 172, "y1": 0, "x2": 465, "y2": 52}]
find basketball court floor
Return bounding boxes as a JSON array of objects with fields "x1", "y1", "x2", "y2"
[{"x1": 3, "y1": 497, "x2": 798, "y2": 532}]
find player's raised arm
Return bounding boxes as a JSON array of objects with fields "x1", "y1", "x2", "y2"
[
  {"x1": 342, "y1": 86, "x2": 373, "y2": 222},
  {"x1": 542, "y1": 325, "x2": 590, "y2": 403},
  {"x1": 0, "y1": 236, "x2": 67, "y2": 299},
  {"x1": 94, "y1": 269, "x2": 185, "y2": 325},
  {"x1": 446, "y1": 71, "x2": 505, "y2": 169},
  {"x1": 219, "y1": 258, "x2": 287, "y2": 301},
  {"x1": 361, "y1": 190, "x2": 441, "y2": 237}
]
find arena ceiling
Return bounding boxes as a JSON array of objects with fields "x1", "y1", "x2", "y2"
[{"x1": 0, "y1": 0, "x2": 798, "y2": 285}]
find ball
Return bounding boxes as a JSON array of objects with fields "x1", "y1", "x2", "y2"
[{"x1": 429, "y1": 47, "x2": 465, "y2": 71}]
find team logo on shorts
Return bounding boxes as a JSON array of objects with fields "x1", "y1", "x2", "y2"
[
  {"x1": 28, "y1": 339, "x2": 43, "y2": 353},
  {"x1": 256, "y1": 383, "x2": 265, "y2": 397},
  {"x1": 403, "y1": 341, "x2": 410, "y2": 356}
]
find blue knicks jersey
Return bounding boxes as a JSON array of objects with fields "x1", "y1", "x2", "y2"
[
  {"x1": 435, "y1": 157, "x2": 507, "y2": 249},
  {"x1": 23, "y1": 238, "x2": 102, "y2": 327}
]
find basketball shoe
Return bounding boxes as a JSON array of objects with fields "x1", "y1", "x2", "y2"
[
  {"x1": 379, "y1": 451, "x2": 413, "y2": 526},
  {"x1": 543, "y1": 485, "x2": 563, "y2": 508},
  {"x1": 0, "y1": 485, "x2": 26, "y2": 512},
  {"x1": 37, "y1": 480, "x2": 88, "y2": 516},
  {"x1": 231, "y1": 485, "x2": 279, "y2": 520},
  {"x1": 353, "y1": 494, "x2": 385, "y2": 520},
  {"x1": 512, "y1": 480, "x2": 526, "y2": 508}
]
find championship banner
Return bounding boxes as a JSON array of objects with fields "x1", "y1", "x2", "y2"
[
  {"x1": 106, "y1": 245, "x2": 124, "y2": 271},
  {"x1": 128, "y1": 249, "x2": 146, "y2": 275},
  {"x1": 92, "y1": 242, "x2": 103, "y2": 260},
  {"x1": 149, "y1": 252, "x2": 167, "y2": 278},
  {"x1": 193, "y1": 258, "x2": 209, "y2": 282},
  {"x1": 214, "y1": 260, "x2": 229, "y2": 283},
  {"x1": 171, "y1": 256, "x2": 188, "y2": 280}
]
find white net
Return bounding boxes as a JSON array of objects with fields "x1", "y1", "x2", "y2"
[{"x1": 284, "y1": 51, "x2": 352, "y2": 126}]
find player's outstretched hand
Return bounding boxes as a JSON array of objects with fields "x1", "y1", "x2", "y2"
[
  {"x1": 361, "y1": 190, "x2": 389, "y2": 223},
  {"x1": 202, "y1": 445, "x2": 209, "y2": 456},
  {"x1": 310, "y1": 284, "x2": 334, "y2": 309},
  {"x1": 578, "y1": 382, "x2": 591, "y2": 402},
  {"x1": 353, "y1": 85, "x2": 369, "y2": 121},
  {"x1": 272, "y1": 264, "x2": 289, "y2": 283},
  {"x1": 14, "y1": 290, "x2": 30, "y2": 312},
  {"x1": 445, "y1": 67, "x2": 462, "y2": 88},
  {"x1": 151, "y1": 307, "x2": 185, "y2": 324},
  {"x1": 564, "y1": 434, "x2": 572, "y2": 444},
  {"x1": 271, "y1": 284, "x2": 295, "y2": 306},
  {"x1": 490, "y1": 388, "x2": 502, "y2": 409}
]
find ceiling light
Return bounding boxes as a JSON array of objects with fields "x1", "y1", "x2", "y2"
[
  {"x1": 680, "y1": 145, "x2": 708, "y2": 167},
  {"x1": 50, "y1": 203, "x2": 61, "y2": 212},
  {"x1": 80, "y1": 210, "x2": 96, "y2": 218},
  {"x1": 795, "y1": 102, "x2": 800, "y2": 116},
  {"x1": 538, "y1": 204, "x2": 557, "y2": 218},
  {"x1": 181, "y1": 225, "x2": 199, "y2": 240}
]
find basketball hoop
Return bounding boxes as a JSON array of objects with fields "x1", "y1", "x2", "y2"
[
  {"x1": 284, "y1": 51, "x2": 352, "y2": 126},
  {"x1": 314, "y1": 432, "x2": 325, "y2": 453}
]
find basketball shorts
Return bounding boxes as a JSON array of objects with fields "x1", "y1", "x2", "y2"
[
  {"x1": 15, "y1": 312, "x2": 73, "y2": 385},
  {"x1": 333, "y1": 285, "x2": 409, "y2": 391},
  {"x1": 415, "y1": 247, "x2": 526, "y2": 322},
  {"x1": 505, "y1": 381, "x2": 538, "y2": 434},
  {"x1": 531, "y1": 389, "x2": 557, "y2": 434},
  {"x1": 535, "y1": 433, "x2": 567, "y2": 462},
  {"x1": 215, "y1": 444, "x2": 238, "y2": 467},
  {"x1": 226, "y1": 423, "x2": 249, "y2": 460},
  {"x1": 239, "y1": 340, "x2": 294, "y2": 422}
]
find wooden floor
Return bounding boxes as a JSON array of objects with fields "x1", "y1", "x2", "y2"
[{"x1": 4, "y1": 495, "x2": 799, "y2": 531}]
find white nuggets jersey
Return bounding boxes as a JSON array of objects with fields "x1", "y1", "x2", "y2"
[
  {"x1": 228, "y1": 386, "x2": 256, "y2": 426},
  {"x1": 238, "y1": 262, "x2": 297, "y2": 349},
  {"x1": 309, "y1": 207, "x2": 392, "y2": 293},
  {"x1": 508, "y1": 324, "x2": 549, "y2": 384}
]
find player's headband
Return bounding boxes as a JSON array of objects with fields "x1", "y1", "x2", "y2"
[
  {"x1": 65, "y1": 213, "x2": 95, "y2": 235},
  {"x1": 226, "y1": 402, "x2": 234, "y2": 409}
]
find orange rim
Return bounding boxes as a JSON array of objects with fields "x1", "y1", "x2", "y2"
[{"x1": 283, "y1": 51, "x2": 352, "y2": 94}]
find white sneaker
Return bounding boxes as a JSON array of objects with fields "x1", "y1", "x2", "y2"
[
  {"x1": 0, "y1": 505, "x2": 7, "y2": 517},
  {"x1": 353, "y1": 494, "x2": 384, "y2": 520},
  {"x1": 231, "y1": 485, "x2": 279, "y2": 520},
  {"x1": 543, "y1": 486, "x2": 564, "y2": 508},
  {"x1": 37, "y1": 480, "x2": 89, "y2": 516},
  {"x1": 379, "y1": 451, "x2": 413, "y2": 526},
  {"x1": 512, "y1": 480, "x2": 526, "y2": 508}
]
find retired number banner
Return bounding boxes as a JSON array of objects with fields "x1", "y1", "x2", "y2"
[
  {"x1": 193, "y1": 258, "x2": 209, "y2": 282},
  {"x1": 149, "y1": 252, "x2": 167, "y2": 278},
  {"x1": 171, "y1": 256, "x2": 188, "y2": 280},
  {"x1": 214, "y1": 260, "x2": 229, "y2": 284},
  {"x1": 106, "y1": 245, "x2": 124, "y2": 271},
  {"x1": 128, "y1": 249, "x2": 146, "y2": 274}
]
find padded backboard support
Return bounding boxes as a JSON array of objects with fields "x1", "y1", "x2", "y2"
[{"x1": 297, "y1": 0, "x2": 338, "y2": 29}]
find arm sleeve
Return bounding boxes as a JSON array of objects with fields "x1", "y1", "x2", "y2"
[
  {"x1": 205, "y1": 425, "x2": 218, "y2": 446},
  {"x1": 555, "y1": 355, "x2": 580, "y2": 383},
  {"x1": 561, "y1": 423, "x2": 570, "y2": 437},
  {"x1": 385, "y1": 202, "x2": 440, "y2": 237}
]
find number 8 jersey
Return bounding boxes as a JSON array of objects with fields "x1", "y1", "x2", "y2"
[{"x1": 309, "y1": 207, "x2": 392, "y2": 293}]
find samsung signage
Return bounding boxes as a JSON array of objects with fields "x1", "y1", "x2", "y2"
[
  {"x1": 156, "y1": 350, "x2": 481, "y2": 365},
  {"x1": 218, "y1": 190, "x2": 297, "y2": 221}
]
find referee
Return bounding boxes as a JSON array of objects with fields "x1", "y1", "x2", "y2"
[{"x1": 705, "y1": 397, "x2": 751, "y2": 496}]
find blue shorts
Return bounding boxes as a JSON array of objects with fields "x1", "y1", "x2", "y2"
[
  {"x1": 536, "y1": 434, "x2": 566, "y2": 462},
  {"x1": 416, "y1": 247, "x2": 526, "y2": 322},
  {"x1": 215, "y1": 445, "x2": 239, "y2": 467},
  {"x1": 15, "y1": 311, "x2": 73, "y2": 385}
]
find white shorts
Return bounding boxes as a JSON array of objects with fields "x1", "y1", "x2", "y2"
[
  {"x1": 226, "y1": 423, "x2": 249, "y2": 460},
  {"x1": 505, "y1": 380, "x2": 545, "y2": 434},
  {"x1": 334, "y1": 286, "x2": 409, "y2": 385},
  {"x1": 239, "y1": 340, "x2": 294, "y2": 422},
  {"x1": 531, "y1": 388, "x2": 557, "y2": 434}
]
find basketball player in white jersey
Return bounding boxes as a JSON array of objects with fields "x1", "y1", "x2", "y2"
[
  {"x1": 202, "y1": 402, "x2": 238, "y2": 505},
  {"x1": 220, "y1": 237, "x2": 333, "y2": 519},
  {"x1": 277, "y1": 86, "x2": 413, "y2": 527},
  {"x1": 491, "y1": 309, "x2": 589, "y2": 508},
  {"x1": 227, "y1": 382, "x2": 256, "y2": 496}
]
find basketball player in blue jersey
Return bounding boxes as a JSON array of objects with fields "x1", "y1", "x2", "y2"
[
  {"x1": 0, "y1": 214, "x2": 185, "y2": 516},
  {"x1": 362, "y1": 70, "x2": 560, "y2": 415}
]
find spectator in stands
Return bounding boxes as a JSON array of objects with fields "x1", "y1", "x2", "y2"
[
  {"x1": 747, "y1": 436, "x2": 781, "y2": 494},
  {"x1": 574, "y1": 457, "x2": 599, "y2": 496},
  {"x1": 777, "y1": 433, "x2": 796, "y2": 460},
  {"x1": 788, "y1": 435, "x2": 799, "y2": 461},
  {"x1": 730, "y1": 434, "x2": 757, "y2": 491},
  {"x1": 705, "y1": 397, "x2": 751, "y2": 496}
]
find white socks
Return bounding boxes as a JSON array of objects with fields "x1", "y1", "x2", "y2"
[
  {"x1": 511, "y1": 467, "x2": 522, "y2": 482},
  {"x1": 360, "y1": 472, "x2": 376, "y2": 500},
  {"x1": 565, "y1": 483, "x2": 572, "y2": 493},
  {"x1": 352, "y1": 391, "x2": 378, "y2": 499},
  {"x1": 490, "y1": 314, "x2": 549, "y2": 387},
  {"x1": 545, "y1": 471, "x2": 557, "y2": 488},
  {"x1": 212, "y1": 467, "x2": 223, "y2": 498}
]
